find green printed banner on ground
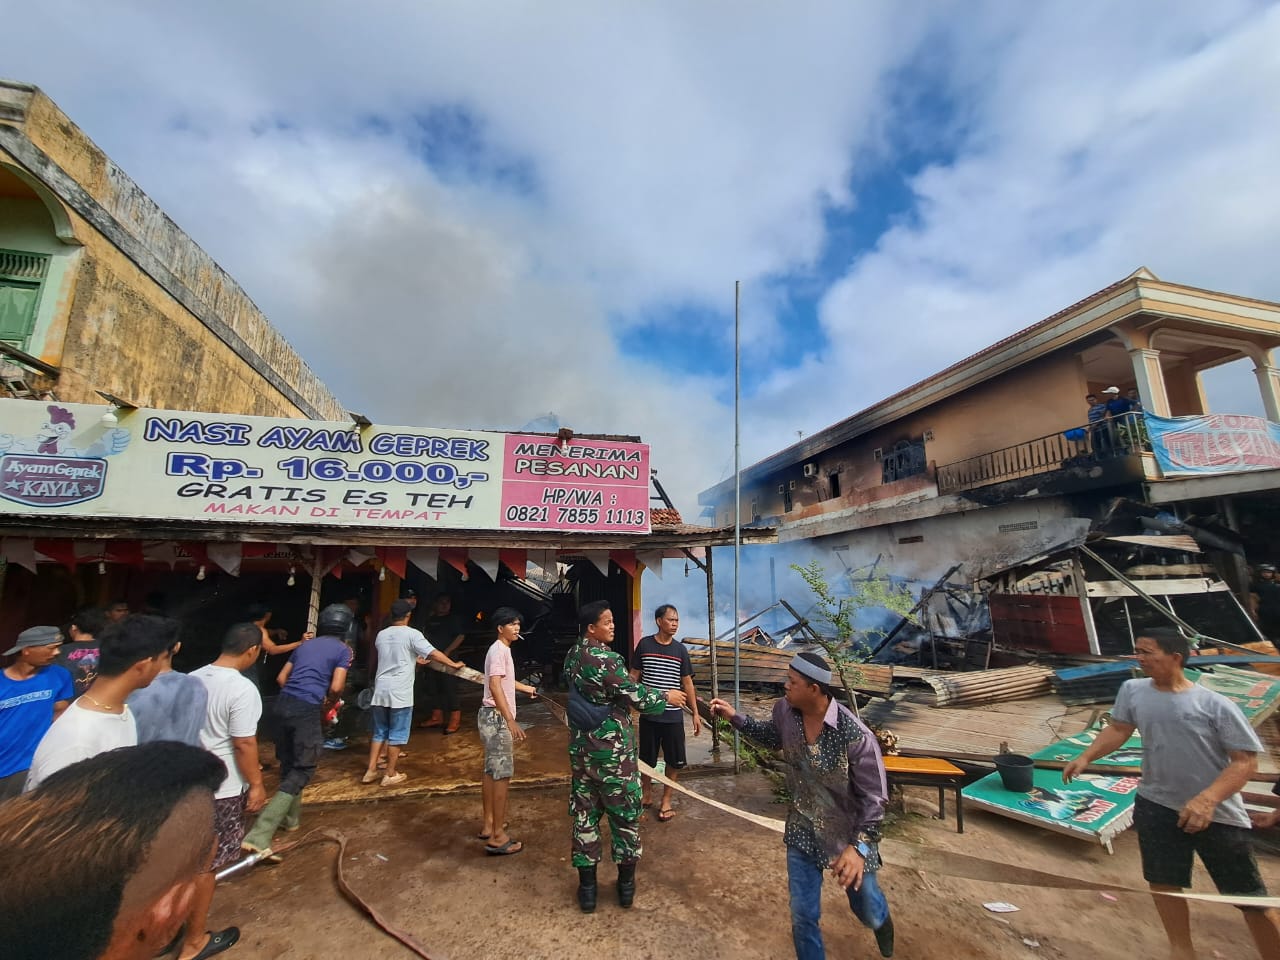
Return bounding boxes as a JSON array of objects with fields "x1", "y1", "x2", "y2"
[
  {"x1": 962, "y1": 725, "x2": 1142, "y2": 850},
  {"x1": 1033, "y1": 726, "x2": 1144, "y2": 769},
  {"x1": 1191, "y1": 666, "x2": 1280, "y2": 726}
]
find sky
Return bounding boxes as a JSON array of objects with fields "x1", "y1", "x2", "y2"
[{"x1": 6, "y1": 1, "x2": 1280, "y2": 518}]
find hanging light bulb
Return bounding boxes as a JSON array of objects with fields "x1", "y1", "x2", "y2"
[
  {"x1": 196, "y1": 564, "x2": 206, "y2": 581},
  {"x1": 98, "y1": 561, "x2": 106, "y2": 575},
  {"x1": 378, "y1": 565, "x2": 386, "y2": 581},
  {"x1": 287, "y1": 565, "x2": 296, "y2": 587}
]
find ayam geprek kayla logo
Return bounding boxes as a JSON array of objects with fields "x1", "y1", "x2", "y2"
[{"x1": 0, "y1": 404, "x2": 130, "y2": 507}]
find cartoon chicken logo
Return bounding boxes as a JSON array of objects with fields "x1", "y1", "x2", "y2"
[
  {"x1": 0, "y1": 404, "x2": 130, "y2": 507},
  {"x1": 0, "y1": 405, "x2": 130, "y2": 458}
]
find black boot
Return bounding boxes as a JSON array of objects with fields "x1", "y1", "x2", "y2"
[
  {"x1": 576, "y1": 866, "x2": 597, "y2": 913},
  {"x1": 874, "y1": 914, "x2": 895, "y2": 958},
  {"x1": 616, "y1": 861, "x2": 637, "y2": 908}
]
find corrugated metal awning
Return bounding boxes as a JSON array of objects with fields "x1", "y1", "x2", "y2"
[{"x1": 1104, "y1": 534, "x2": 1200, "y2": 553}]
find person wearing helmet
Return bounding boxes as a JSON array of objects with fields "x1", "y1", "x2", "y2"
[{"x1": 242, "y1": 604, "x2": 353, "y2": 855}]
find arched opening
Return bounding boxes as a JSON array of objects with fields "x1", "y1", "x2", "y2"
[{"x1": 0, "y1": 162, "x2": 80, "y2": 363}]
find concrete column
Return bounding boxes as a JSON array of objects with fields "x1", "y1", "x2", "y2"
[
  {"x1": 1129, "y1": 347, "x2": 1170, "y2": 416},
  {"x1": 1253, "y1": 363, "x2": 1280, "y2": 423}
]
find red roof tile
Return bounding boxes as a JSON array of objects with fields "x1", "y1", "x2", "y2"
[{"x1": 650, "y1": 507, "x2": 683, "y2": 526}]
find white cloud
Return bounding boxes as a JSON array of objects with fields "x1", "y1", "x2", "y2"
[{"x1": 782, "y1": 1, "x2": 1280, "y2": 464}]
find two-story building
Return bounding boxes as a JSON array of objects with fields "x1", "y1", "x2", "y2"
[
  {"x1": 0, "y1": 79, "x2": 344, "y2": 420},
  {"x1": 699, "y1": 269, "x2": 1280, "y2": 653}
]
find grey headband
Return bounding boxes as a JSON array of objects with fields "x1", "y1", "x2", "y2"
[{"x1": 789, "y1": 655, "x2": 832, "y2": 686}]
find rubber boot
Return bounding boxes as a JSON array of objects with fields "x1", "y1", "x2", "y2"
[
  {"x1": 616, "y1": 861, "x2": 637, "y2": 908},
  {"x1": 282, "y1": 794, "x2": 302, "y2": 832},
  {"x1": 443, "y1": 710, "x2": 462, "y2": 735},
  {"x1": 874, "y1": 914, "x2": 895, "y2": 958},
  {"x1": 422, "y1": 709, "x2": 443, "y2": 729},
  {"x1": 576, "y1": 866, "x2": 597, "y2": 913},
  {"x1": 242, "y1": 792, "x2": 296, "y2": 853}
]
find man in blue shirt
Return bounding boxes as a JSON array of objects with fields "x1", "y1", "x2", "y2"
[
  {"x1": 1086, "y1": 392, "x2": 1113, "y2": 455},
  {"x1": 126, "y1": 628, "x2": 208, "y2": 747},
  {"x1": 242, "y1": 604, "x2": 352, "y2": 855},
  {"x1": 0, "y1": 626, "x2": 73, "y2": 800}
]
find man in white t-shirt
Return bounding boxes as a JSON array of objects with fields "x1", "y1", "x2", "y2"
[
  {"x1": 25, "y1": 614, "x2": 172, "y2": 792},
  {"x1": 186, "y1": 622, "x2": 268, "y2": 960},
  {"x1": 362, "y1": 599, "x2": 464, "y2": 787}
]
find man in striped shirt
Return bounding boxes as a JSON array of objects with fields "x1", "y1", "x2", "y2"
[{"x1": 629, "y1": 604, "x2": 700, "y2": 821}]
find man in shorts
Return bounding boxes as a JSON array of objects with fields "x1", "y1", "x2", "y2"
[
  {"x1": 185, "y1": 623, "x2": 266, "y2": 960},
  {"x1": 478, "y1": 607, "x2": 538, "y2": 855},
  {"x1": 192, "y1": 623, "x2": 266, "y2": 859},
  {"x1": 629, "y1": 604, "x2": 700, "y2": 821},
  {"x1": 361, "y1": 599, "x2": 464, "y2": 787},
  {"x1": 1064, "y1": 628, "x2": 1280, "y2": 959}
]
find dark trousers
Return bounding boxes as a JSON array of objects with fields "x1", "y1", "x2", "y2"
[
  {"x1": 275, "y1": 693, "x2": 324, "y2": 795},
  {"x1": 422, "y1": 669, "x2": 459, "y2": 712}
]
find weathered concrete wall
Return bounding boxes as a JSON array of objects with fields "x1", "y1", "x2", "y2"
[{"x1": 0, "y1": 81, "x2": 344, "y2": 420}]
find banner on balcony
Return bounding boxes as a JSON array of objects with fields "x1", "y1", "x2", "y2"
[
  {"x1": 0, "y1": 399, "x2": 650, "y2": 534},
  {"x1": 1145, "y1": 413, "x2": 1280, "y2": 477}
]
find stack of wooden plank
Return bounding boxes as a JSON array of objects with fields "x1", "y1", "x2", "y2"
[{"x1": 683, "y1": 639, "x2": 893, "y2": 697}]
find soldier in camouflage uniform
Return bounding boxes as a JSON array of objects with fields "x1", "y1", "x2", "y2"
[{"x1": 565, "y1": 600, "x2": 686, "y2": 913}]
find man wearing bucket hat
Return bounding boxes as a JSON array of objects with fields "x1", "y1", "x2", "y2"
[
  {"x1": 0, "y1": 626, "x2": 74, "y2": 801},
  {"x1": 1064, "y1": 627, "x2": 1280, "y2": 959},
  {"x1": 710, "y1": 651, "x2": 895, "y2": 959}
]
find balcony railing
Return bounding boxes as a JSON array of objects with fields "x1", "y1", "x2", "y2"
[{"x1": 936, "y1": 413, "x2": 1148, "y2": 495}]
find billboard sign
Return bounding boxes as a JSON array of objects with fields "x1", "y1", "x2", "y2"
[{"x1": 0, "y1": 399, "x2": 650, "y2": 534}]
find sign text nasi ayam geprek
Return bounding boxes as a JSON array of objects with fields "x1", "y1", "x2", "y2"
[{"x1": 0, "y1": 399, "x2": 650, "y2": 533}]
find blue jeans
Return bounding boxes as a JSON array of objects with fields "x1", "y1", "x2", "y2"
[{"x1": 786, "y1": 844, "x2": 889, "y2": 960}]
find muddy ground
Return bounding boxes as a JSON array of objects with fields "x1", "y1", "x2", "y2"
[{"x1": 210, "y1": 770, "x2": 1275, "y2": 960}]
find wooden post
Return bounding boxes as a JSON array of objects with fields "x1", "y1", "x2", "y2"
[{"x1": 307, "y1": 549, "x2": 324, "y2": 633}]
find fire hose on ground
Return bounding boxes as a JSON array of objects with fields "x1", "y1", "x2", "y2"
[{"x1": 212, "y1": 664, "x2": 1280, "y2": 958}]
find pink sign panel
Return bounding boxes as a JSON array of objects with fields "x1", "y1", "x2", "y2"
[{"x1": 501, "y1": 435, "x2": 650, "y2": 533}]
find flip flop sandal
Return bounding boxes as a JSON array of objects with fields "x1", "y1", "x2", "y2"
[
  {"x1": 657, "y1": 808, "x2": 676, "y2": 822},
  {"x1": 190, "y1": 927, "x2": 240, "y2": 960},
  {"x1": 484, "y1": 838, "x2": 523, "y2": 856},
  {"x1": 476, "y1": 821, "x2": 509, "y2": 840}
]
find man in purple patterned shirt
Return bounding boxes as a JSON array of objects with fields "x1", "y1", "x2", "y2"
[{"x1": 710, "y1": 651, "x2": 894, "y2": 959}]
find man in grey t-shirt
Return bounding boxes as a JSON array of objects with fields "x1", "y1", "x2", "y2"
[{"x1": 1064, "y1": 628, "x2": 1280, "y2": 959}]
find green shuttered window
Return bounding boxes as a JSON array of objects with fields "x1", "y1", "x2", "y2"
[{"x1": 0, "y1": 248, "x2": 50, "y2": 348}]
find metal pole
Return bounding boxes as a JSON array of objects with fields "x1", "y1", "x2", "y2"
[
  {"x1": 706, "y1": 546, "x2": 719, "y2": 753},
  {"x1": 733, "y1": 279, "x2": 742, "y2": 772}
]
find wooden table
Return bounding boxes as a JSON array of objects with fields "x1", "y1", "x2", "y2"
[{"x1": 884, "y1": 756, "x2": 967, "y2": 833}]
